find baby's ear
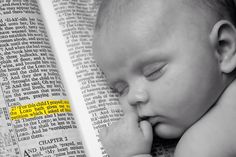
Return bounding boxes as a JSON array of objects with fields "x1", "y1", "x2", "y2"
[{"x1": 210, "y1": 20, "x2": 236, "y2": 73}]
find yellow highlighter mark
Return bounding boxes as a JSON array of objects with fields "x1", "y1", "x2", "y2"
[{"x1": 10, "y1": 100, "x2": 71, "y2": 120}]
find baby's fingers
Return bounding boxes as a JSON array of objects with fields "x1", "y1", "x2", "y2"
[
  {"x1": 139, "y1": 120, "x2": 153, "y2": 143},
  {"x1": 124, "y1": 111, "x2": 139, "y2": 127}
]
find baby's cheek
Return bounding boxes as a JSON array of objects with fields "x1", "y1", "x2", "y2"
[{"x1": 154, "y1": 123, "x2": 184, "y2": 139}]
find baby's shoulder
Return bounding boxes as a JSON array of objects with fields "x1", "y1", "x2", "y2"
[
  {"x1": 174, "y1": 80, "x2": 236, "y2": 157},
  {"x1": 174, "y1": 112, "x2": 236, "y2": 157},
  {"x1": 173, "y1": 127, "x2": 207, "y2": 157}
]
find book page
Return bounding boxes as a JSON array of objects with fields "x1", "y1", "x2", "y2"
[
  {"x1": 0, "y1": 0, "x2": 86, "y2": 156},
  {"x1": 39, "y1": 0, "x2": 177, "y2": 157},
  {"x1": 49, "y1": 0, "x2": 123, "y2": 156},
  {"x1": 51, "y1": 0, "x2": 123, "y2": 132},
  {"x1": 37, "y1": 1, "x2": 103, "y2": 157}
]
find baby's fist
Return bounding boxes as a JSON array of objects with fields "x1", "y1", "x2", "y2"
[{"x1": 99, "y1": 112, "x2": 153, "y2": 157}]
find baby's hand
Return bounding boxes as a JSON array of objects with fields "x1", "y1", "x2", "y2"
[{"x1": 99, "y1": 112, "x2": 153, "y2": 157}]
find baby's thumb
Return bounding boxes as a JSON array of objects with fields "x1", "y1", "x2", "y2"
[{"x1": 139, "y1": 120, "x2": 153, "y2": 143}]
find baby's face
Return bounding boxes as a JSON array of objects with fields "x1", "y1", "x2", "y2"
[{"x1": 93, "y1": 1, "x2": 224, "y2": 138}]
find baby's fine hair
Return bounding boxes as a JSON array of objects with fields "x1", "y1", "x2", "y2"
[
  {"x1": 95, "y1": 0, "x2": 236, "y2": 31},
  {"x1": 203, "y1": 0, "x2": 236, "y2": 25}
]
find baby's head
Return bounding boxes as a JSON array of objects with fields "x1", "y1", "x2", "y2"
[{"x1": 93, "y1": 0, "x2": 236, "y2": 139}]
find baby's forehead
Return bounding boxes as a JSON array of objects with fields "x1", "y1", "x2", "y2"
[
  {"x1": 100, "y1": 1, "x2": 171, "y2": 20},
  {"x1": 98, "y1": 1, "x2": 174, "y2": 34},
  {"x1": 96, "y1": 0, "x2": 201, "y2": 35}
]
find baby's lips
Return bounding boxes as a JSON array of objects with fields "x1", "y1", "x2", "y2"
[
  {"x1": 149, "y1": 116, "x2": 164, "y2": 127},
  {"x1": 138, "y1": 116, "x2": 149, "y2": 122},
  {"x1": 139, "y1": 115, "x2": 164, "y2": 127}
]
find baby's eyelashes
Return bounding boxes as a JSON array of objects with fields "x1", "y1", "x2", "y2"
[
  {"x1": 142, "y1": 62, "x2": 166, "y2": 81},
  {"x1": 112, "y1": 81, "x2": 129, "y2": 96},
  {"x1": 109, "y1": 62, "x2": 167, "y2": 96}
]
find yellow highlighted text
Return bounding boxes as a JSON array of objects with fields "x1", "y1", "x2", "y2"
[{"x1": 10, "y1": 100, "x2": 71, "y2": 120}]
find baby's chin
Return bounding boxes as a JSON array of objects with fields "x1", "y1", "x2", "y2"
[{"x1": 154, "y1": 123, "x2": 185, "y2": 139}]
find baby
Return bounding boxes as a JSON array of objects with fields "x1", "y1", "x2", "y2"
[{"x1": 92, "y1": 0, "x2": 236, "y2": 157}]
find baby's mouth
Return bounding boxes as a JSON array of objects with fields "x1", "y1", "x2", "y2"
[
  {"x1": 138, "y1": 116, "x2": 149, "y2": 122},
  {"x1": 139, "y1": 116, "x2": 161, "y2": 127}
]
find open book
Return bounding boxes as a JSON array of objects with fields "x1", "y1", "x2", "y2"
[{"x1": 0, "y1": 0, "x2": 177, "y2": 156}]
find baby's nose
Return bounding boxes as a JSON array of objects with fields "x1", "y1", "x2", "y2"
[{"x1": 127, "y1": 88, "x2": 149, "y2": 107}]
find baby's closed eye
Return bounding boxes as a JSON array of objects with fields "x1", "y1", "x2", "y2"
[
  {"x1": 142, "y1": 62, "x2": 167, "y2": 81},
  {"x1": 113, "y1": 81, "x2": 129, "y2": 96}
]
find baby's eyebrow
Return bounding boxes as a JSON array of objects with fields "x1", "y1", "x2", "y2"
[
  {"x1": 106, "y1": 79, "x2": 118, "y2": 89},
  {"x1": 109, "y1": 80, "x2": 120, "y2": 89},
  {"x1": 103, "y1": 73, "x2": 117, "y2": 88},
  {"x1": 133, "y1": 49, "x2": 166, "y2": 68},
  {"x1": 108, "y1": 82, "x2": 115, "y2": 89}
]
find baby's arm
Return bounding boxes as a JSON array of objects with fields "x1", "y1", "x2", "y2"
[{"x1": 99, "y1": 111, "x2": 153, "y2": 157}]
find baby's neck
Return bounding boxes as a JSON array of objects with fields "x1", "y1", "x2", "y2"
[{"x1": 215, "y1": 78, "x2": 236, "y2": 110}]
